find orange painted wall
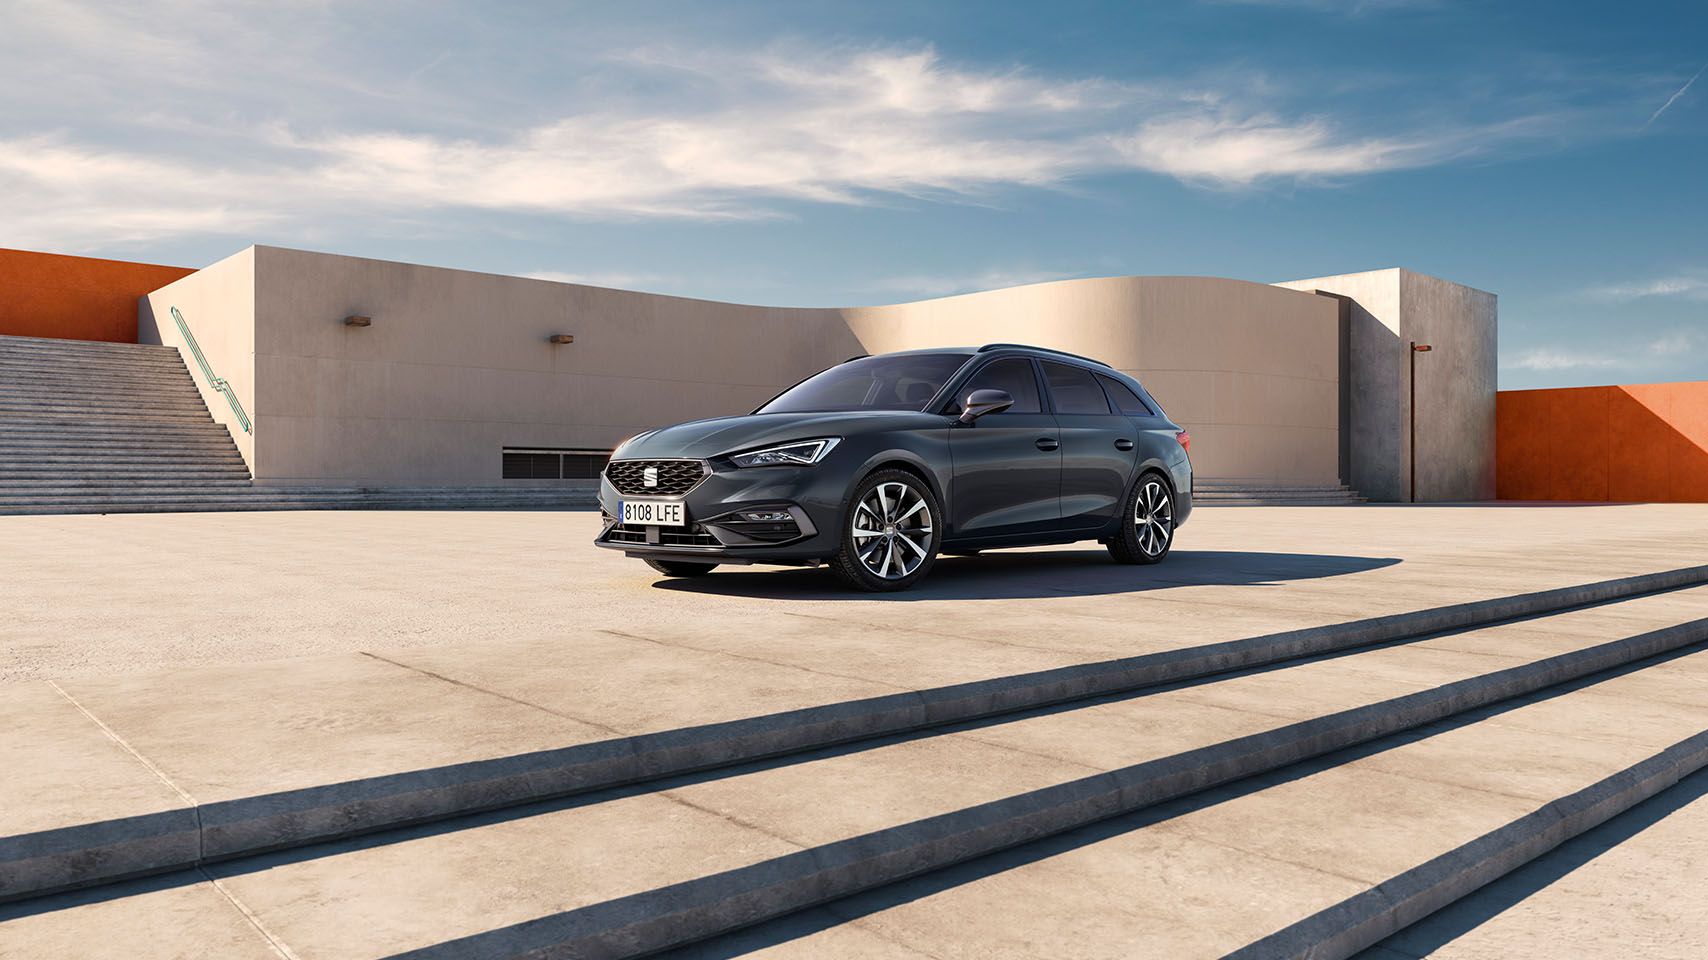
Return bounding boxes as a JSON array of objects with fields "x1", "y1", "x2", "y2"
[
  {"x1": 1497, "y1": 382, "x2": 1708, "y2": 501},
  {"x1": 0, "y1": 248, "x2": 195, "y2": 343}
]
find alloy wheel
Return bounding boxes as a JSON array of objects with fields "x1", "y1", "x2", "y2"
[
  {"x1": 1134, "y1": 478, "x2": 1174, "y2": 558},
  {"x1": 851, "y1": 481, "x2": 934, "y2": 580}
]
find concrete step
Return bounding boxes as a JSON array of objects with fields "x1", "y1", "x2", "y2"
[
  {"x1": 0, "y1": 337, "x2": 183, "y2": 357},
  {"x1": 0, "y1": 405, "x2": 213, "y2": 422},
  {"x1": 0, "y1": 419, "x2": 234, "y2": 435},
  {"x1": 0, "y1": 495, "x2": 601, "y2": 515},
  {"x1": 0, "y1": 454, "x2": 246, "y2": 467},
  {"x1": 0, "y1": 493, "x2": 596, "y2": 508},
  {"x1": 1195, "y1": 486, "x2": 1359, "y2": 494},
  {"x1": 0, "y1": 485, "x2": 607, "y2": 499},
  {"x1": 0, "y1": 397, "x2": 209, "y2": 411},
  {"x1": 1195, "y1": 485, "x2": 1366, "y2": 491},
  {"x1": 0, "y1": 362, "x2": 201, "y2": 380},
  {"x1": 1197, "y1": 498, "x2": 1369, "y2": 506},
  {"x1": 0, "y1": 478, "x2": 255, "y2": 492},
  {"x1": 0, "y1": 380, "x2": 202, "y2": 397},
  {"x1": 676, "y1": 646, "x2": 1708, "y2": 960},
  {"x1": 1360, "y1": 764, "x2": 1708, "y2": 959},
  {"x1": 0, "y1": 432, "x2": 237, "y2": 449},
  {"x1": 6, "y1": 587, "x2": 1702, "y2": 956},
  {"x1": 0, "y1": 485, "x2": 601, "y2": 505},
  {"x1": 1194, "y1": 494, "x2": 1365, "y2": 501},
  {"x1": 0, "y1": 363, "x2": 198, "y2": 379},
  {"x1": 0, "y1": 440, "x2": 241, "y2": 454},
  {"x1": 0, "y1": 356, "x2": 192, "y2": 376},
  {"x1": 1, "y1": 567, "x2": 1701, "y2": 905},
  {"x1": 0, "y1": 404, "x2": 212, "y2": 420},
  {"x1": 0, "y1": 334, "x2": 181, "y2": 356},
  {"x1": 0, "y1": 470, "x2": 253, "y2": 483}
]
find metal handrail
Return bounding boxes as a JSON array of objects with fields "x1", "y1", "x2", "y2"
[{"x1": 170, "y1": 306, "x2": 252, "y2": 434}]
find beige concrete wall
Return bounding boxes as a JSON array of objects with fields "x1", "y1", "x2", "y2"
[
  {"x1": 1402, "y1": 270, "x2": 1498, "y2": 501},
  {"x1": 139, "y1": 248, "x2": 257, "y2": 469},
  {"x1": 247, "y1": 246, "x2": 860, "y2": 485},
  {"x1": 1277, "y1": 269, "x2": 1496, "y2": 501},
  {"x1": 143, "y1": 246, "x2": 1353, "y2": 487},
  {"x1": 844, "y1": 277, "x2": 1341, "y2": 483}
]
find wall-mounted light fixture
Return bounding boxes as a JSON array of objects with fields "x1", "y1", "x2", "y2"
[
  {"x1": 344, "y1": 315, "x2": 372, "y2": 327},
  {"x1": 1409, "y1": 341, "x2": 1433, "y2": 503},
  {"x1": 548, "y1": 334, "x2": 575, "y2": 344}
]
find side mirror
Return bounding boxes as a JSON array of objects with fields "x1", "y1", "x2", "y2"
[{"x1": 958, "y1": 388, "x2": 1015, "y2": 424}]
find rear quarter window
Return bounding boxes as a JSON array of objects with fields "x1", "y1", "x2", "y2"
[{"x1": 1096, "y1": 373, "x2": 1155, "y2": 416}]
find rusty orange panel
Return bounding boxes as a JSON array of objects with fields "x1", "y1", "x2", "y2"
[
  {"x1": 0, "y1": 248, "x2": 195, "y2": 343},
  {"x1": 1548, "y1": 387, "x2": 1611, "y2": 500},
  {"x1": 1609, "y1": 386, "x2": 1674, "y2": 502},
  {"x1": 1498, "y1": 381, "x2": 1708, "y2": 502},
  {"x1": 1495, "y1": 389, "x2": 1551, "y2": 500}
]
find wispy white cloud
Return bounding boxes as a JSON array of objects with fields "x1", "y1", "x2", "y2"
[
  {"x1": 1584, "y1": 273, "x2": 1708, "y2": 301},
  {"x1": 1503, "y1": 348, "x2": 1617, "y2": 372},
  {"x1": 523, "y1": 270, "x2": 668, "y2": 290},
  {"x1": 1643, "y1": 62, "x2": 1707, "y2": 130},
  {"x1": 0, "y1": 6, "x2": 1639, "y2": 248},
  {"x1": 870, "y1": 267, "x2": 1087, "y2": 299},
  {"x1": 1202, "y1": 0, "x2": 1440, "y2": 13},
  {"x1": 1645, "y1": 329, "x2": 1704, "y2": 356},
  {"x1": 1504, "y1": 330, "x2": 1706, "y2": 375}
]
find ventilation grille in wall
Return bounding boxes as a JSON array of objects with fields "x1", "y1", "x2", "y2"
[{"x1": 502, "y1": 448, "x2": 611, "y2": 480}]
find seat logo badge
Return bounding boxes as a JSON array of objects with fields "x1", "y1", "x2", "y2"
[{"x1": 643, "y1": 466, "x2": 659, "y2": 488}]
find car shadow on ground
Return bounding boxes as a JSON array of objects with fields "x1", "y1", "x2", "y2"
[{"x1": 648, "y1": 549, "x2": 1401, "y2": 601}]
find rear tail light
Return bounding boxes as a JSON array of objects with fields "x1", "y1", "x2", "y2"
[{"x1": 1176, "y1": 430, "x2": 1190, "y2": 453}]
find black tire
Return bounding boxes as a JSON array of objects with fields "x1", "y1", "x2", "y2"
[
  {"x1": 644, "y1": 558, "x2": 719, "y2": 577},
  {"x1": 828, "y1": 469, "x2": 941, "y2": 592},
  {"x1": 1108, "y1": 471, "x2": 1175, "y2": 565}
]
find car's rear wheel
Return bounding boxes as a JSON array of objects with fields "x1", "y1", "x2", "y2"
[
  {"x1": 1108, "y1": 471, "x2": 1175, "y2": 565},
  {"x1": 829, "y1": 469, "x2": 940, "y2": 591},
  {"x1": 644, "y1": 558, "x2": 719, "y2": 577}
]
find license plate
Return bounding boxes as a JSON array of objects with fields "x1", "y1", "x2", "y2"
[{"x1": 621, "y1": 500, "x2": 684, "y2": 527}]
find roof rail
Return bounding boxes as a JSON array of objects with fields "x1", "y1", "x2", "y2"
[{"x1": 976, "y1": 343, "x2": 1111, "y2": 367}]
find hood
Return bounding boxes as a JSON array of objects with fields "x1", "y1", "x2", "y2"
[{"x1": 617, "y1": 410, "x2": 942, "y2": 460}]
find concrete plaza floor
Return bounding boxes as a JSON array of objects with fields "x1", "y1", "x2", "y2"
[
  {"x1": 4, "y1": 502, "x2": 1708, "y2": 683},
  {"x1": 4, "y1": 503, "x2": 1708, "y2": 958}
]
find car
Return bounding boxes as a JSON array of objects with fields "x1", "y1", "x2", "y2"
[{"x1": 594, "y1": 343, "x2": 1193, "y2": 591}]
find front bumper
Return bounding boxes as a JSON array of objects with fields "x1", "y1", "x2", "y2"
[{"x1": 594, "y1": 460, "x2": 849, "y2": 565}]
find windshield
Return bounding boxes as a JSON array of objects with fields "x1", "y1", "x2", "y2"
[{"x1": 758, "y1": 353, "x2": 971, "y2": 414}]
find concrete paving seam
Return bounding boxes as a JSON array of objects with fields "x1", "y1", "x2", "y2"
[
  {"x1": 1223, "y1": 730, "x2": 1708, "y2": 960},
  {"x1": 376, "y1": 618, "x2": 1708, "y2": 960},
  {"x1": 3, "y1": 565, "x2": 1705, "y2": 905}
]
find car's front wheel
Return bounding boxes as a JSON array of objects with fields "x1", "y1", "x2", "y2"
[
  {"x1": 1108, "y1": 471, "x2": 1175, "y2": 565},
  {"x1": 644, "y1": 558, "x2": 719, "y2": 577},
  {"x1": 829, "y1": 469, "x2": 940, "y2": 591}
]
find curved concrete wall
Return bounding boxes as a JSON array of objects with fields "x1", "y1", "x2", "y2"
[
  {"x1": 137, "y1": 246, "x2": 1350, "y2": 487},
  {"x1": 843, "y1": 276, "x2": 1340, "y2": 483}
]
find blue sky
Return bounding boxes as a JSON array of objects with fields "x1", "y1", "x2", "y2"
[{"x1": 1, "y1": 0, "x2": 1702, "y2": 388}]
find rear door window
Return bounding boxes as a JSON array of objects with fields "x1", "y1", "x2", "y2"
[{"x1": 1041, "y1": 361, "x2": 1112, "y2": 415}]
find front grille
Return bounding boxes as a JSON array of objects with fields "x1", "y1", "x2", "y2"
[
  {"x1": 605, "y1": 459, "x2": 707, "y2": 496},
  {"x1": 604, "y1": 521, "x2": 720, "y2": 547}
]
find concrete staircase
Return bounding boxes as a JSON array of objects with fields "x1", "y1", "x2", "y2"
[
  {"x1": 0, "y1": 334, "x2": 595, "y2": 514},
  {"x1": 3, "y1": 567, "x2": 1707, "y2": 958},
  {"x1": 1196, "y1": 476, "x2": 1368, "y2": 505}
]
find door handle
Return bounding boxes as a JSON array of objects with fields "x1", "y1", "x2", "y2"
[
  {"x1": 1035, "y1": 437, "x2": 1059, "y2": 452},
  {"x1": 1114, "y1": 438, "x2": 1135, "y2": 451}
]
